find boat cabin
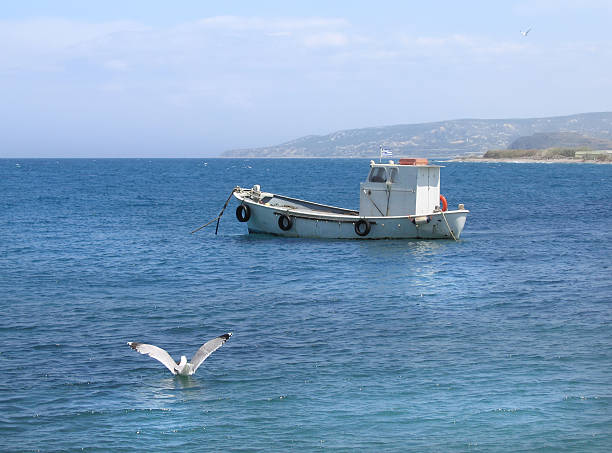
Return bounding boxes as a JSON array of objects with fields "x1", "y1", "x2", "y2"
[{"x1": 359, "y1": 159, "x2": 441, "y2": 216}]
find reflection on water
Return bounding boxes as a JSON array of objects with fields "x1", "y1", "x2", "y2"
[
  {"x1": 135, "y1": 375, "x2": 207, "y2": 403},
  {"x1": 356, "y1": 239, "x2": 452, "y2": 283},
  {"x1": 357, "y1": 238, "x2": 448, "y2": 256}
]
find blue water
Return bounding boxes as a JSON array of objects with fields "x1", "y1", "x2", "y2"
[{"x1": 1, "y1": 158, "x2": 611, "y2": 452}]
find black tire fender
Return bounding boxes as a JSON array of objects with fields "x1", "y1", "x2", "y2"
[
  {"x1": 236, "y1": 204, "x2": 250, "y2": 222},
  {"x1": 278, "y1": 214, "x2": 293, "y2": 231},
  {"x1": 354, "y1": 219, "x2": 371, "y2": 236}
]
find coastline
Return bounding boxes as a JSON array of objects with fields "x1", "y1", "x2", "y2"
[{"x1": 450, "y1": 157, "x2": 612, "y2": 164}]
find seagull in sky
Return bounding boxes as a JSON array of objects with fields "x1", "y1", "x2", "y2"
[
  {"x1": 128, "y1": 332, "x2": 232, "y2": 376},
  {"x1": 521, "y1": 28, "x2": 532, "y2": 37}
]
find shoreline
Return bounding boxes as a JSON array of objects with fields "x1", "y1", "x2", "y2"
[{"x1": 450, "y1": 157, "x2": 612, "y2": 164}]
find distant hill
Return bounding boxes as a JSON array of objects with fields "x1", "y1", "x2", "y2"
[
  {"x1": 222, "y1": 112, "x2": 612, "y2": 158},
  {"x1": 508, "y1": 131, "x2": 612, "y2": 150}
]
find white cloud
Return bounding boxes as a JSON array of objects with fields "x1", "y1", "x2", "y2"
[
  {"x1": 103, "y1": 59, "x2": 129, "y2": 71},
  {"x1": 0, "y1": 18, "x2": 149, "y2": 72},
  {"x1": 0, "y1": 18, "x2": 148, "y2": 54},
  {"x1": 403, "y1": 33, "x2": 529, "y2": 57},
  {"x1": 302, "y1": 32, "x2": 349, "y2": 48},
  {"x1": 99, "y1": 82, "x2": 125, "y2": 92},
  {"x1": 0, "y1": 16, "x2": 542, "y2": 77},
  {"x1": 195, "y1": 16, "x2": 349, "y2": 31}
]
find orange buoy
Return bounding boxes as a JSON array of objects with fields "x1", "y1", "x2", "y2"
[{"x1": 440, "y1": 194, "x2": 448, "y2": 212}]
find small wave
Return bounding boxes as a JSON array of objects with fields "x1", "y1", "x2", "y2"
[
  {"x1": 32, "y1": 343, "x2": 63, "y2": 351},
  {"x1": 562, "y1": 395, "x2": 605, "y2": 402}
]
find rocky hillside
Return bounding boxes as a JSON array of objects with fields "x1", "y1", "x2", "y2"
[{"x1": 222, "y1": 112, "x2": 612, "y2": 158}]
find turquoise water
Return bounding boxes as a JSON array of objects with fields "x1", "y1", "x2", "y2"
[{"x1": 1, "y1": 158, "x2": 611, "y2": 451}]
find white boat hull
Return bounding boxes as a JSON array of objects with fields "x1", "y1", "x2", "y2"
[{"x1": 233, "y1": 190, "x2": 468, "y2": 240}]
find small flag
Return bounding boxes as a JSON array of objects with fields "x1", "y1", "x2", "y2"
[{"x1": 379, "y1": 145, "x2": 392, "y2": 162}]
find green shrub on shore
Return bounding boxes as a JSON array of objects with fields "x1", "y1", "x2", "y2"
[
  {"x1": 482, "y1": 147, "x2": 611, "y2": 161},
  {"x1": 483, "y1": 147, "x2": 591, "y2": 159},
  {"x1": 483, "y1": 149, "x2": 539, "y2": 158},
  {"x1": 542, "y1": 148, "x2": 582, "y2": 158}
]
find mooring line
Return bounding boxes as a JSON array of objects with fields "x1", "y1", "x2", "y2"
[
  {"x1": 441, "y1": 210, "x2": 458, "y2": 242},
  {"x1": 191, "y1": 187, "x2": 238, "y2": 235},
  {"x1": 190, "y1": 215, "x2": 221, "y2": 234}
]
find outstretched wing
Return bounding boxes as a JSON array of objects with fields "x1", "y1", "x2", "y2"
[
  {"x1": 191, "y1": 333, "x2": 232, "y2": 372},
  {"x1": 128, "y1": 342, "x2": 177, "y2": 375}
]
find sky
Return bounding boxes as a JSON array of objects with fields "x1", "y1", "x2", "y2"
[{"x1": 1, "y1": 0, "x2": 611, "y2": 157}]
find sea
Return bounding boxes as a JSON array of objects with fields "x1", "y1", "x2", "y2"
[{"x1": 1, "y1": 158, "x2": 611, "y2": 452}]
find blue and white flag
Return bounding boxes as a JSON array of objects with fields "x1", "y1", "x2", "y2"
[{"x1": 379, "y1": 146, "x2": 392, "y2": 162}]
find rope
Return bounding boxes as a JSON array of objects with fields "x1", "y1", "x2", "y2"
[
  {"x1": 191, "y1": 187, "x2": 238, "y2": 235},
  {"x1": 440, "y1": 210, "x2": 458, "y2": 242},
  {"x1": 190, "y1": 215, "x2": 221, "y2": 234},
  {"x1": 365, "y1": 191, "x2": 385, "y2": 216}
]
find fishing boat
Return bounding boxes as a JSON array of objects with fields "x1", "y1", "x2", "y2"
[{"x1": 232, "y1": 158, "x2": 468, "y2": 240}]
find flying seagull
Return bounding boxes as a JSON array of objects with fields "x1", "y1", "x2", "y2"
[
  {"x1": 128, "y1": 332, "x2": 232, "y2": 376},
  {"x1": 521, "y1": 28, "x2": 531, "y2": 37}
]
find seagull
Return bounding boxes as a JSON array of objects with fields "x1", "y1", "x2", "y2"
[
  {"x1": 521, "y1": 28, "x2": 531, "y2": 37},
  {"x1": 128, "y1": 333, "x2": 232, "y2": 376}
]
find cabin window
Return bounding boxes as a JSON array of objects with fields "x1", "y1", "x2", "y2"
[
  {"x1": 388, "y1": 167, "x2": 398, "y2": 183},
  {"x1": 369, "y1": 167, "x2": 387, "y2": 183}
]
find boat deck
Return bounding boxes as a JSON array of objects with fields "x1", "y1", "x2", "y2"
[{"x1": 256, "y1": 193, "x2": 359, "y2": 216}]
